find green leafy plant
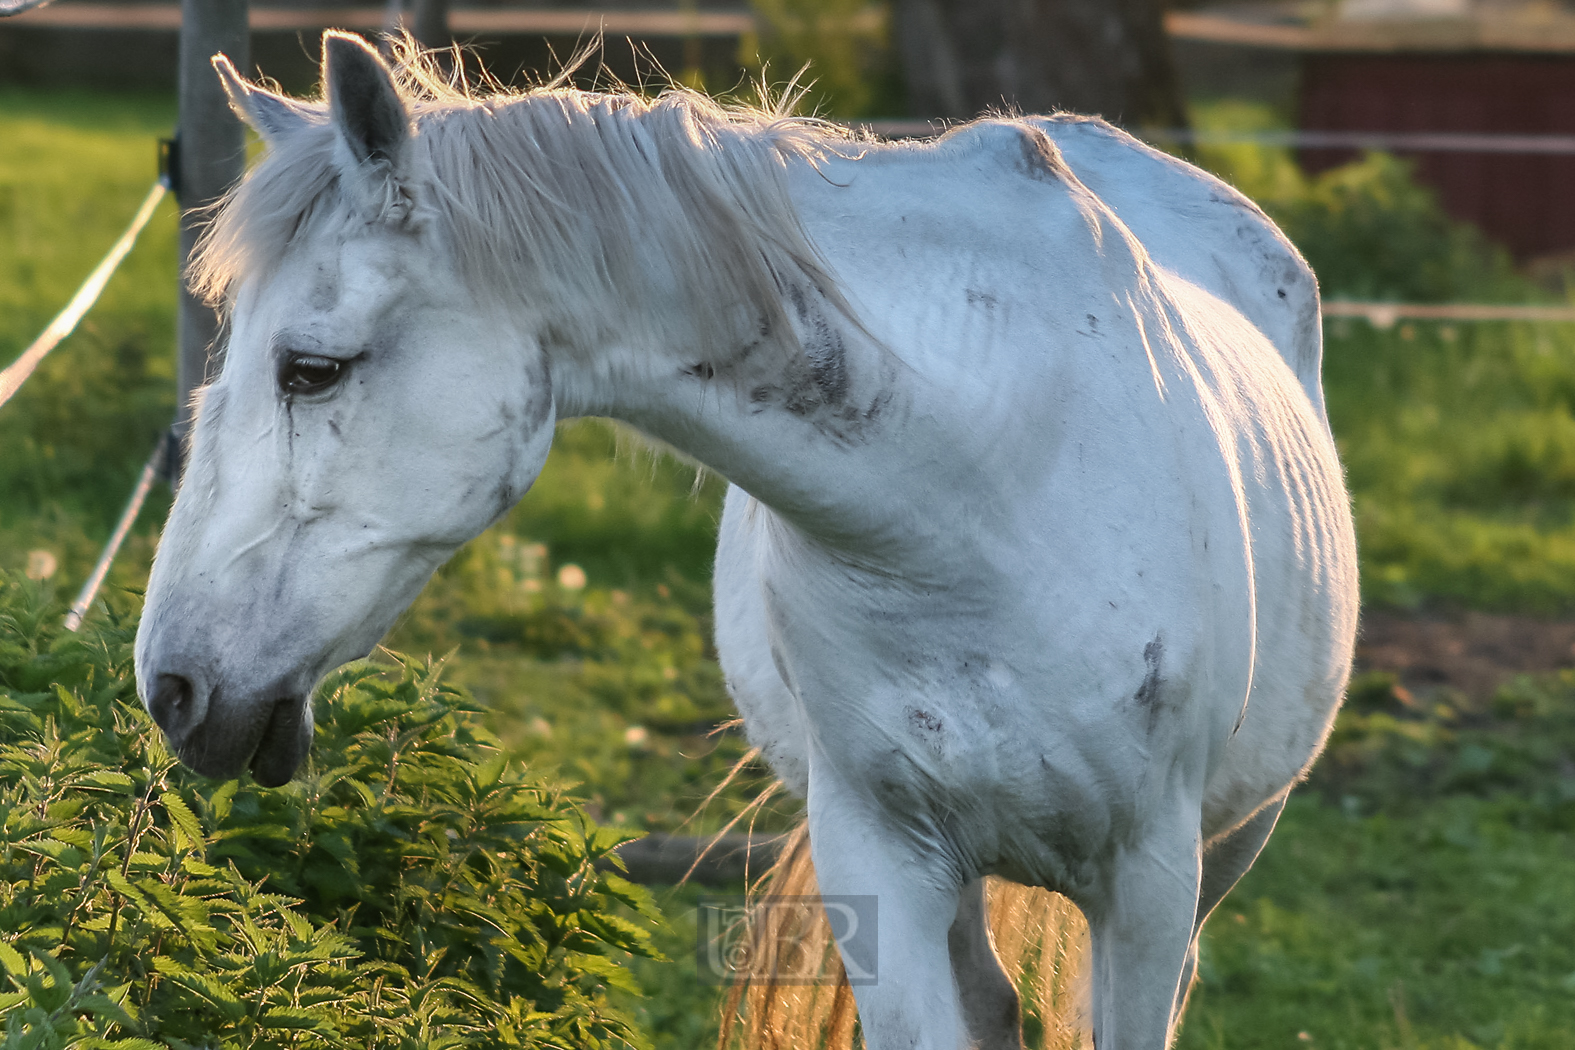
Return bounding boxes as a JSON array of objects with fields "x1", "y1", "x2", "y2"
[{"x1": 0, "y1": 573, "x2": 660, "y2": 1048}]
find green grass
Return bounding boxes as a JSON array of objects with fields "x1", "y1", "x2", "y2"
[
  {"x1": 0, "y1": 89, "x2": 180, "y2": 518},
  {"x1": 1325, "y1": 320, "x2": 1575, "y2": 614},
  {"x1": 1174, "y1": 668, "x2": 1575, "y2": 1049},
  {"x1": 1179, "y1": 794, "x2": 1575, "y2": 1050},
  {"x1": 6, "y1": 90, "x2": 1575, "y2": 1048},
  {"x1": 622, "y1": 667, "x2": 1575, "y2": 1050}
]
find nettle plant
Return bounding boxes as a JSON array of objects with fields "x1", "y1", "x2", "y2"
[{"x1": 0, "y1": 573, "x2": 658, "y2": 1049}]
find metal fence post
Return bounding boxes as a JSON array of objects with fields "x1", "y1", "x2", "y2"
[{"x1": 172, "y1": 0, "x2": 248, "y2": 483}]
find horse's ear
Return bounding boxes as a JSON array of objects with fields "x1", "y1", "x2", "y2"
[
  {"x1": 322, "y1": 31, "x2": 410, "y2": 170},
  {"x1": 212, "y1": 53, "x2": 314, "y2": 144}
]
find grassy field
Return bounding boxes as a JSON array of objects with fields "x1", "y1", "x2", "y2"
[{"x1": 5, "y1": 88, "x2": 1575, "y2": 1048}]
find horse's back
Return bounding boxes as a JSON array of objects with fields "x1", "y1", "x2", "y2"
[{"x1": 1030, "y1": 115, "x2": 1326, "y2": 418}]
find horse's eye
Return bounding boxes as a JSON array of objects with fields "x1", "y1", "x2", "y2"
[{"x1": 277, "y1": 353, "x2": 345, "y2": 396}]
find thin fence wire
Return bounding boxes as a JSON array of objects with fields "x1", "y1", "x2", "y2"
[
  {"x1": 1145, "y1": 128, "x2": 1575, "y2": 155},
  {"x1": 856, "y1": 122, "x2": 1575, "y2": 156},
  {"x1": 0, "y1": 176, "x2": 167, "y2": 626},
  {"x1": 0, "y1": 181, "x2": 166, "y2": 411},
  {"x1": 1323, "y1": 301, "x2": 1575, "y2": 327}
]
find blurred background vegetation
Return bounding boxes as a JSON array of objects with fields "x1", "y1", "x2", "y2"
[{"x1": 7, "y1": 3, "x2": 1575, "y2": 1044}]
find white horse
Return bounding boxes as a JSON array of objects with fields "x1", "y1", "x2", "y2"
[{"x1": 134, "y1": 33, "x2": 1356, "y2": 1050}]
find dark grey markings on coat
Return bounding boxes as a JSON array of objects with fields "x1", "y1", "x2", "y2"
[
  {"x1": 309, "y1": 265, "x2": 340, "y2": 311},
  {"x1": 491, "y1": 360, "x2": 552, "y2": 521},
  {"x1": 489, "y1": 400, "x2": 524, "y2": 522},
  {"x1": 519, "y1": 355, "x2": 553, "y2": 430},
  {"x1": 788, "y1": 284, "x2": 849, "y2": 407},
  {"x1": 906, "y1": 705, "x2": 944, "y2": 737},
  {"x1": 967, "y1": 289, "x2": 999, "y2": 309},
  {"x1": 1075, "y1": 313, "x2": 1104, "y2": 341},
  {"x1": 710, "y1": 284, "x2": 889, "y2": 446},
  {"x1": 699, "y1": 315, "x2": 772, "y2": 384},
  {"x1": 1133, "y1": 634, "x2": 1166, "y2": 733}
]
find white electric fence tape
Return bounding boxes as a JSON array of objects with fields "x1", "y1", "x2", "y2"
[
  {"x1": 0, "y1": 181, "x2": 167, "y2": 410},
  {"x1": 63, "y1": 432, "x2": 167, "y2": 632},
  {"x1": 1322, "y1": 301, "x2": 1575, "y2": 327}
]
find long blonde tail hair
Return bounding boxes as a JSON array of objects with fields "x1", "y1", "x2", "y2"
[{"x1": 719, "y1": 824, "x2": 1093, "y2": 1050}]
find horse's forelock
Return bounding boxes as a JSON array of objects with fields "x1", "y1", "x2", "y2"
[
  {"x1": 194, "y1": 46, "x2": 867, "y2": 365},
  {"x1": 189, "y1": 116, "x2": 341, "y2": 307}
]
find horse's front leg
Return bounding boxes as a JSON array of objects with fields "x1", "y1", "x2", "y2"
[
  {"x1": 1084, "y1": 800, "x2": 1204, "y2": 1050},
  {"x1": 807, "y1": 749, "x2": 970, "y2": 1050}
]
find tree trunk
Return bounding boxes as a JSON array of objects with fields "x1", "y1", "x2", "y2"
[
  {"x1": 175, "y1": 0, "x2": 249, "y2": 482},
  {"x1": 409, "y1": 0, "x2": 450, "y2": 51},
  {"x1": 895, "y1": 0, "x2": 1187, "y2": 128}
]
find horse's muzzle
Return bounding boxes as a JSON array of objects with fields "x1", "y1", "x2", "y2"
[{"x1": 144, "y1": 673, "x2": 310, "y2": 787}]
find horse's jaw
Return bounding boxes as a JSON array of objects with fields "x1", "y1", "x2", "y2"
[{"x1": 134, "y1": 490, "x2": 452, "y2": 784}]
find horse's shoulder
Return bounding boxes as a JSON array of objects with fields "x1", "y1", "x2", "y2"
[{"x1": 1026, "y1": 116, "x2": 1323, "y2": 412}]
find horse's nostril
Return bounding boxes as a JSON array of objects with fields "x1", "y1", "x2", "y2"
[{"x1": 148, "y1": 673, "x2": 197, "y2": 735}]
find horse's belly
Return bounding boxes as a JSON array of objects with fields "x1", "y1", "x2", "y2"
[
  {"x1": 734, "y1": 549, "x2": 1222, "y2": 878},
  {"x1": 1200, "y1": 491, "x2": 1358, "y2": 840}
]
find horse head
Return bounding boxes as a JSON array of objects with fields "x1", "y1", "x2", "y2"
[{"x1": 135, "y1": 33, "x2": 555, "y2": 785}]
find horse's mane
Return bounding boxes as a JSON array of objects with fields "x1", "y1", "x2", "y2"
[{"x1": 192, "y1": 42, "x2": 871, "y2": 361}]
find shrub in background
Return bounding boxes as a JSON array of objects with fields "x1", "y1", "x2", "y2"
[
  {"x1": 0, "y1": 573, "x2": 660, "y2": 1048},
  {"x1": 745, "y1": 0, "x2": 896, "y2": 118}
]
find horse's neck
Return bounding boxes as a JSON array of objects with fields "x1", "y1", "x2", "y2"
[{"x1": 548, "y1": 290, "x2": 924, "y2": 553}]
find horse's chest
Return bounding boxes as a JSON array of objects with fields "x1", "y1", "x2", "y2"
[{"x1": 758, "y1": 564, "x2": 1149, "y2": 852}]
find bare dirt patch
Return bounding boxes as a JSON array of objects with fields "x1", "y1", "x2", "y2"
[{"x1": 1357, "y1": 609, "x2": 1575, "y2": 702}]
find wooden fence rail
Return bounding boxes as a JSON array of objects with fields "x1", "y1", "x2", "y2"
[{"x1": 609, "y1": 833, "x2": 788, "y2": 886}]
